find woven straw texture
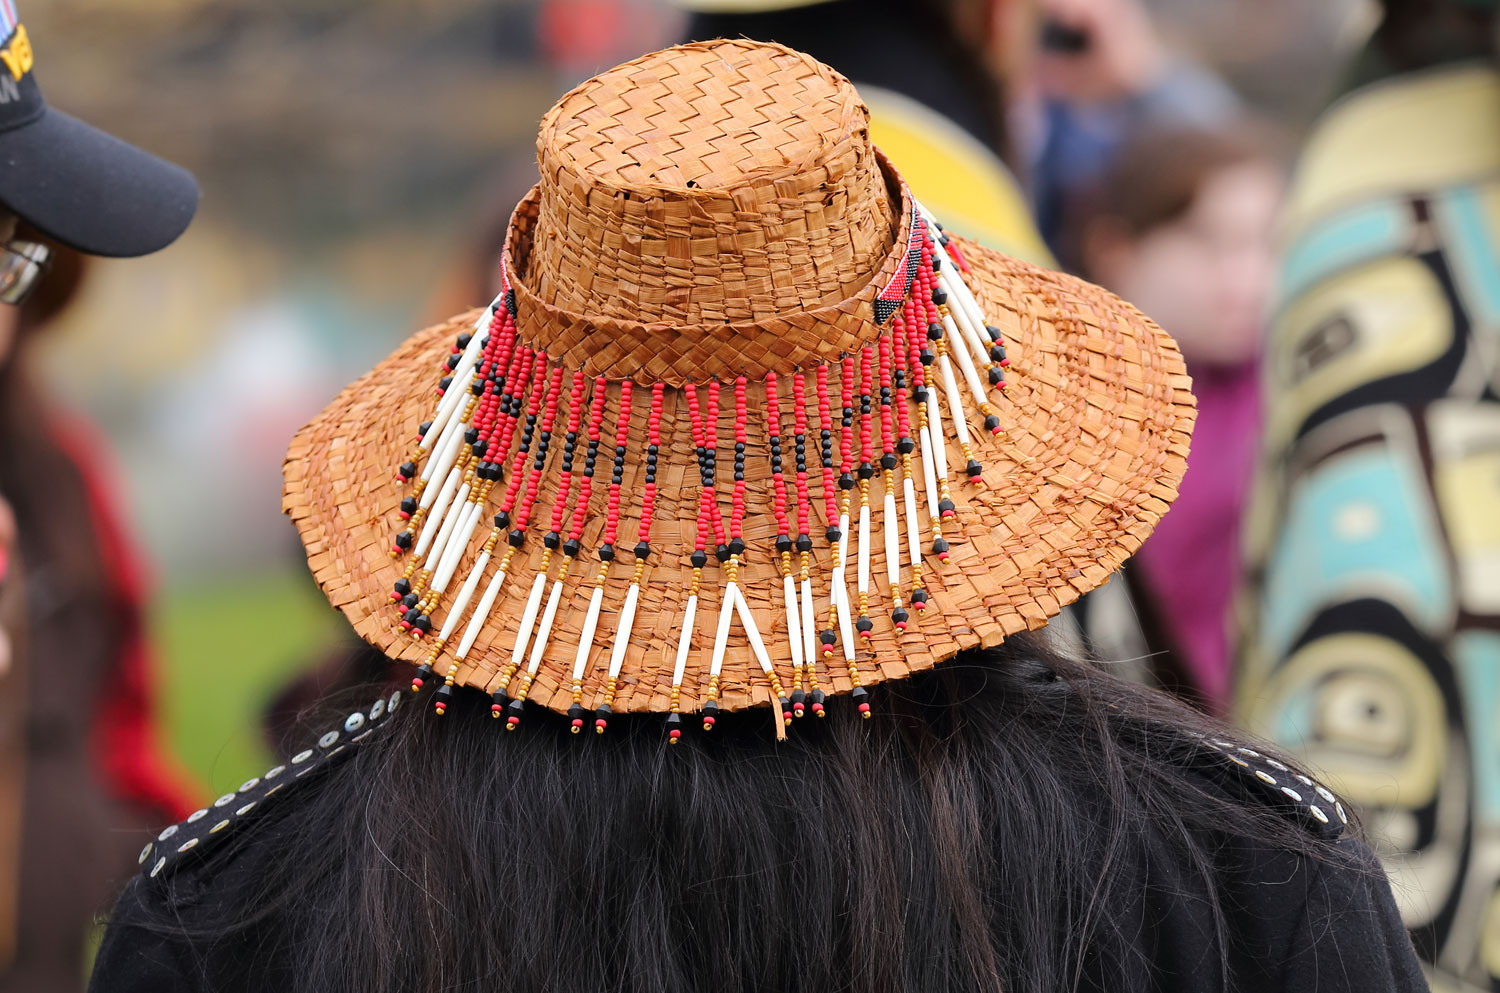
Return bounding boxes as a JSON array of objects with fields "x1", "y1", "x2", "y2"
[{"x1": 282, "y1": 40, "x2": 1196, "y2": 717}]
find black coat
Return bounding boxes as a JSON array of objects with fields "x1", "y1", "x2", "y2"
[{"x1": 87, "y1": 697, "x2": 1428, "y2": 993}]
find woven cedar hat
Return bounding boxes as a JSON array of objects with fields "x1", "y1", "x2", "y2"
[{"x1": 283, "y1": 39, "x2": 1195, "y2": 735}]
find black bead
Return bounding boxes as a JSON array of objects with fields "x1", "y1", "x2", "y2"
[
  {"x1": 418, "y1": 421, "x2": 432, "y2": 437},
  {"x1": 615, "y1": 445, "x2": 627, "y2": 456},
  {"x1": 413, "y1": 614, "x2": 432, "y2": 634},
  {"x1": 911, "y1": 589, "x2": 928, "y2": 605},
  {"x1": 897, "y1": 437, "x2": 914, "y2": 454},
  {"x1": 775, "y1": 535, "x2": 792, "y2": 554},
  {"x1": 494, "y1": 511, "x2": 510, "y2": 529},
  {"x1": 715, "y1": 544, "x2": 731, "y2": 562},
  {"x1": 599, "y1": 544, "x2": 615, "y2": 562},
  {"x1": 393, "y1": 577, "x2": 412, "y2": 596},
  {"x1": 401, "y1": 592, "x2": 419, "y2": 609},
  {"x1": 492, "y1": 688, "x2": 510, "y2": 710},
  {"x1": 985, "y1": 324, "x2": 1003, "y2": 342},
  {"x1": 927, "y1": 323, "x2": 943, "y2": 341},
  {"x1": 851, "y1": 685, "x2": 870, "y2": 703},
  {"x1": 563, "y1": 538, "x2": 581, "y2": 557},
  {"x1": 439, "y1": 376, "x2": 452, "y2": 392},
  {"x1": 395, "y1": 531, "x2": 413, "y2": 548},
  {"x1": 508, "y1": 529, "x2": 526, "y2": 548},
  {"x1": 690, "y1": 550, "x2": 708, "y2": 568},
  {"x1": 734, "y1": 442, "x2": 745, "y2": 453},
  {"x1": 933, "y1": 537, "x2": 950, "y2": 555},
  {"x1": 989, "y1": 369, "x2": 1004, "y2": 387},
  {"x1": 399, "y1": 461, "x2": 418, "y2": 479},
  {"x1": 931, "y1": 287, "x2": 947, "y2": 305},
  {"x1": 826, "y1": 526, "x2": 841, "y2": 543},
  {"x1": 938, "y1": 498, "x2": 956, "y2": 515},
  {"x1": 435, "y1": 683, "x2": 454, "y2": 702},
  {"x1": 471, "y1": 441, "x2": 488, "y2": 457},
  {"x1": 892, "y1": 607, "x2": 909, "y2": 625},
  {"x1": 915, "y1": 387, "x2": 929, "y2": 402},
  {"x1": 931, "y1": 254, "x2": 942, "y2": 271},
  {"x1": 858, "y1": 463, "x2": 874, "y2": 479},
  {"x1": 634, "y1": 541, "x2": 651, "y2": 559},
  {"x1": 990, "y1": 345, "x2": 1006, "y2": 362},
  {"x1": 400, "y1": 496, "x2": 417, "y2": 515},
  {"x1": 839, "y1": 472, "x2": 855, "y2": 490},
  {"x1": 456, "y1": 333, "x2": 472, "y2": 349},
  {"x1": 507, "y1": 698, "x2": 525, "y2": 720},
  {"x1": 544, "y1": 531, "x2": 561, "y2": 549},
  {"x1": 984, "y1": 415, "x2": 1000, "y2": 432},
  {"x1": 796, "y1": 534, "x2": 813, "y2": 552},
  {"x1": 568, "y1": 702, "x2": 586, "y2": 725},
  {"x1": 966, "y1": 459, "x2": 983, "y2": 478},
  {"x1": 413, "y1": 663, "x2": 434, "y2": 685},
  {"x1": 820, "y1": 630, "x2": 837, "y2": 645},
  {"x1": 856, "y1": 616, "x2": 873, "y2": 633},
  {"x1": 920, "y1": 349, "x2": 935, "y2": 366},
  {"x1": 703, "y1": 699, "x2": 718, "y2": 716},
  {"x1": 647, "y1": 444, "x2": 658, "y2": 455},
  {"x1": 665, "y1": 712, "x2": 682, "y2": 729},
  {"x1": 881, "y1": 454, "x2": 897, "y2": 470},
  {"x1": 728, "y1": 538, "x2": 745, "y2": 557},
  {"x1": 446, "y1": 354, "x2": 460, "y2": 370},
  {"x1": 820, "y1": 429, "x2": 831, "y2": 440}
]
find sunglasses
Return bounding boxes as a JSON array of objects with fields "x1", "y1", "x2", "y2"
[{"x1": 0, "y1": 237, "x2": 50, "y2": 305}]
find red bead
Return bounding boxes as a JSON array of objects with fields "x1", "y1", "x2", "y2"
[{"x1": 412, "y1": 678, "x2": 426, "y2": 691}]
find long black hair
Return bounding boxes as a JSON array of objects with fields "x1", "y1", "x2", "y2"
[{"x1": 132, "y1": 637, "x2": 1352, "y2": 993}]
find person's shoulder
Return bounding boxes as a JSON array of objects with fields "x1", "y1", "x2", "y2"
[
  {"x1": 1179, "y1": 732, "x2": 1353, "y2": 842},
  {"x1": 133, "y1": 686, "x2": 408, "y2": 890}
]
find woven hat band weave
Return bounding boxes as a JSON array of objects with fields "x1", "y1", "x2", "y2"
[{"x1": 527, "y1": 41, "x2": 894, "y2": 331}]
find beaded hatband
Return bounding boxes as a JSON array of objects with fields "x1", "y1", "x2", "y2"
[{"x1": 390, "y1": 182, "x2": 1004, "y2": 737}]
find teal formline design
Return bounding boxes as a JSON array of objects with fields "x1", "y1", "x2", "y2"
[
  {"x1": 1433, "y1": 184, "x2": 1500, "y2": 330},
  {"x1": 1278, "y1": 199, "x2": 1410, "y2": 308},
  {"x1": 1261, "y1": 441, "x2": 1452, "y2": 662}
]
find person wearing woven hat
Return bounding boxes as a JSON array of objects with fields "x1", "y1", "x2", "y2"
[
  {"x1": 90, "y1": 41, "x2": 1423, "y2": 993},
  {"x1": 0, "y1": 2, "x2": 201, "y2": 987}
]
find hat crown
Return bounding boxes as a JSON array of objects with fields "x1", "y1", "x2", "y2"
[{"x1": 523, "y1": 39, "x2": 897, "y2": 328}]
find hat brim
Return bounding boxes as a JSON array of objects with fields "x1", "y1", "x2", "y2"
[
  {"x1": 283, "y1": 238, "x2": 1195, "y2": 717},
  {"x1": 0, "y1": 107, "x2": 198, "y2": 257}
]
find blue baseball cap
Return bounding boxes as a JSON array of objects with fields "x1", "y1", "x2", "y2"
[{"x1": 0, "y1": 1, "x2": 198, "y2": 257}]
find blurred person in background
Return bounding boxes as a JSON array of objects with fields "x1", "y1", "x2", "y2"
[
  {"x1": 1027, "y1": 0, "x2": 1242, "y2": 269},
  {"x1": 681, "y1": 0, "x2": 1054, "y2": 264},
  {"x1": 1065, "y1": 125, "x2": 1281, "y2": 711},
  {"x1": 1236, "y1": 0, "x2": 1500, "y2": 989},
  {"x1": 0, "y1": 1, "x2": 202, "y2": 988}
]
